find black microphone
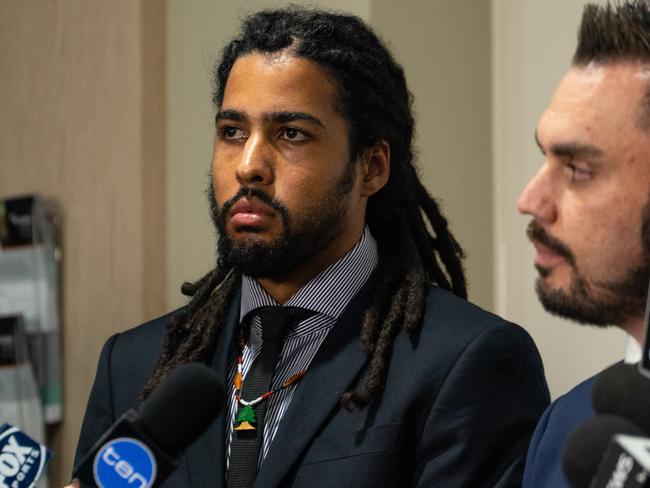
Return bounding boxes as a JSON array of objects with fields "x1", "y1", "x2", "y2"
[
  {"x1": 589, "y1": 432, "x2": 650, "y2": 487},
  {"x1": 563, "y1": 415, "x2": 644, "y2": 488},
  {"x1": 593, "y1": 362, "x2": 650, "y2": 434},
  {"x1": 73, "y1": 363, "x2": 224, "y2": 487}
]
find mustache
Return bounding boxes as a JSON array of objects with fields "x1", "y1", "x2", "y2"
[
  {"x1": 526, "y1": 220, "x2": 576, "y2": 266},
  {"x1": 216, "y1": 186, "x2": 289, "y2": 226},
  {"x1": 222, "y1": 187, "x2": 287, "y2": 214}
]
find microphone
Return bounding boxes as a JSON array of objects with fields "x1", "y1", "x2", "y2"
[
  {"x1": 593, "y1": 362, "x2": 650, "y2": 434},
  {"x1": 0, "y1": 423, "x2": 51, "y2": 488},
  {"x1": 563, "y1": 415, "x2": 644, "y2": 488},
  {"x1": 590, "y1": 433, "x2": 650, "y2": 487},
  {"x1": 567, "y1": 282, "x2": 650, "y2": 487},
  {"x1": 73, "y1": 362, "x2": 224, "y2": 487}
]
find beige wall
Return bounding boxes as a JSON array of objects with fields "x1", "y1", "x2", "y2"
[
  {"x1": 371, "y1": 0, "x2": 493, "y2": 309},
  {"x1": 0, "y1": 2, "x2": 166, "y2": 485},
  {"x1": 166, "y1": 0, "x2": 494, "y2": 310}
]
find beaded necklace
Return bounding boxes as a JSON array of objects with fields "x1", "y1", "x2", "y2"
[{"x1": 233, "y1": 334, "x2": 306, "y2": 431}]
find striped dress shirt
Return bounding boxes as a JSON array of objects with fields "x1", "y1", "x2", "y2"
[{"x1": 225, "y1": 227, "x2": 378, "y2": 468}]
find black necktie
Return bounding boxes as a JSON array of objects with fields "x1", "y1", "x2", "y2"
[{"x1": 227, "y1": 306, "x2": 314, "y2": 488}]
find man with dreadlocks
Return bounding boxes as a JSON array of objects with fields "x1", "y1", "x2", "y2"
[
  {"x1": 73, "y1": 7, "x2": 548, "y2": 487},
  {"x1": 520, "y1": 2, "x2": 650, "y2": 487}
]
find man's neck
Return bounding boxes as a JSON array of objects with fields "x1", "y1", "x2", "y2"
[
  {"x1": 256, "y1": 277, "x2": 312, "y2": 305},
  {"x1": 621, "y1": 316, "x2": 646, "y2": 346},
  {"x1": 255, "y1": 231, "x2": 365, "y2": 304}
]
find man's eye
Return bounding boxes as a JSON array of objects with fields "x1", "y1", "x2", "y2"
[
  {"x1": 281, "y1": 128, "x2": 309, "y2": 141},
  {"x1": 565, "y1": 163, "x2": 592, "y2": 182},
  {"x1": 221, "y1": 126, "x2": 246, "y2": 140}
]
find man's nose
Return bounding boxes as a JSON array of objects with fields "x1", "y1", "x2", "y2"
[
  {"x1": 517, "y1": 165, "x2": 558, "y2": 224},
  {"x1": 236, "y1": 134, "x2": 273, "y2": 186}
]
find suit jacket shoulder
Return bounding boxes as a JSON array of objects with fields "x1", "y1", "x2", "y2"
[
  {"x1": 280, "y1": 286, "x2": 549, "y2": 487},
  {"x1": 386, "y1": 286, "x2": 551, "y2": 487},
  {"x1": 73, "y1": 310, "x2": 177, "y2": 468},
  {"x1": 523, "y1": 375, "x2": 597, "y2": 488}
]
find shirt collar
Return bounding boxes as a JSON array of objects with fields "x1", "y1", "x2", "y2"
[
  {"x1": 240, "y1": 226, "x2": 378, "y2": 322},
  {"x1": 625, "y1": 335, "x2": 642, "y2": 364}
]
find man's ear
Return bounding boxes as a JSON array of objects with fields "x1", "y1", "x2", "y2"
[{"x1": 359, "y1": 140, "x2": 390, "y2": 197}]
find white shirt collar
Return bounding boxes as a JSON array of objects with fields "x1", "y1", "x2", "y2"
[{"x1": 624, "y1": 335, "x2": 642, "y2": 364}]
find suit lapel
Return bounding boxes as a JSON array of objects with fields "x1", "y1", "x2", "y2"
[
  {"x1": 184, "y1": 290, "x2": 241, "y2": 487},
  {"x1": 253, "y1": 284, "x2": 370, "y2": 488}
]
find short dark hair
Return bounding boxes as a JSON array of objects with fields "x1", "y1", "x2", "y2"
[
  {"x1": 574, "y1": 1, "x2": 650, "y2": 127},
  {"x1": 574, "y1": 1, "x2": 650, "y2": 65}
]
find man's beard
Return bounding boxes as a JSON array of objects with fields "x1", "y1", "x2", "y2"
[
  {"x1": 209, "y1": 162, "x2": 355, "y2": 279},
  {"x1": 527, "y1": 199, "x2": 650, "y2": 327}
]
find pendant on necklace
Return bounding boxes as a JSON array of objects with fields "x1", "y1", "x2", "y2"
[{"x1": 234, "y1": 404, "x2": 257, "y2": 431}]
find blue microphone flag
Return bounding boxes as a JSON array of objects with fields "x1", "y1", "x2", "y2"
[{"x1": 0, "y1": 423, "x2": 51, "y2": 488}]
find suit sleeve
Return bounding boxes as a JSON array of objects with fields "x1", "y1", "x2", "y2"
[
  {"x1": 522, "y1": 402, "x2": 554, "y2": 487},
  {"x1": 72, "y1": 333, "x2": 121, "y2": 470},
  {"x1": 414, "y1": 322, "x2": 550, "y2": 487}
]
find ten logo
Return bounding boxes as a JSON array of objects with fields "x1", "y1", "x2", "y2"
[
  {"x1": 0, "y1": 424, "x2": 50, "y2": 488},
  {"x1": 93, "y1": 438, "x2": 157, "y2": 488}
]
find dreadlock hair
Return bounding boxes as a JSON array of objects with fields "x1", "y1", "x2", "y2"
[
  {"x1": 142, "y1": 7, "x2": 467, "y2": 406},
  {"x1": 573, "y1": 1, "x2": 650, "y2": 126}
]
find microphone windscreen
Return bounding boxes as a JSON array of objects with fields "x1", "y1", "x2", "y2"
[
  {"x1": 592, "y1": 362, "x2": 650, "y2": 434},
  {"x1": 562, "y1": 414, "x2": 643, "y2": 488},
  {"x1": 136, "y1": 362, "x2": 224, "y2": 456}
]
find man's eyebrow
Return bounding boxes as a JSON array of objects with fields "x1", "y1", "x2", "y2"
[
  {"x1": 215, "y1": 109, "x2": 325, "y2": 128},
  {"x1": 265, "y1": 111, "x2": 324, "y2": 127},
  {"x1": 215, "y1": 109, "x2": 245, "y2": 123},
  {"x1": 534, "y1": 129, "x2": 603, "y2": 158}
]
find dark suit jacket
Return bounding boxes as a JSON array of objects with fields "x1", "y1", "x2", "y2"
[
  {"x1": 523, "y1": 376, "x2": 597, "y2": 488},
  {"x1": 75, "y1": 285, "x2": 549, "y2": 487}
]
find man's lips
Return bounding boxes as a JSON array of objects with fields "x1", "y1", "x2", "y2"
[
  {"x1": 532, "y1": 240, "x2": 566, "y2": 267},
  {"x1": 228, "y1": 198, "x2": 275, "y2": 228},
  {"x1": 526, "y1": 221, "x2": 575, "y2": 271}
]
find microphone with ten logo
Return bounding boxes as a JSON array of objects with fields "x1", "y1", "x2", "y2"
[{"x1": 73, "y1": 362, "x2": 224, "y2": 488}]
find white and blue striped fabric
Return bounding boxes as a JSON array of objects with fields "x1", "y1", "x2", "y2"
[{"x1": 225, "y1": 226, "x2": 378, "y2": 469}]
